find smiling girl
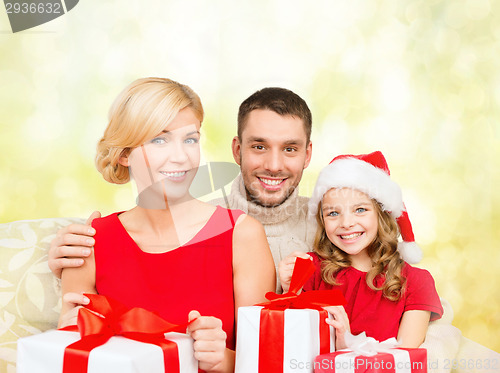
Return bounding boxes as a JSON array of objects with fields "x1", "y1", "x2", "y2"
[{"x1": 279, "y1": 151, "x2": 443, "y2": 350}]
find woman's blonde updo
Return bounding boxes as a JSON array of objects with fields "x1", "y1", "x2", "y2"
[{"x1": 95, "y1": 77, "x2": 204, "y2": 184}]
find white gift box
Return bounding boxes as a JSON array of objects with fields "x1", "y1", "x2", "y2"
[
  {"x1": 17, "y1": 330, "x2": 198, "y2": 373},
  {"x1": 235, "y1": 306, "x2": 335, "y2": 373}
]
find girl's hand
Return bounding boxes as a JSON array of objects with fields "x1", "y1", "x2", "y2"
[
  {"x1": 58, "y1": 292, "x2": 90, "y2": 328},
  {"x1": 324, "y1": 305, "x2": 351, "y2": 350},
  {"x1": 278, "y1": 251, "x2": 311, "y2": 293},
  {"x1": 187, "y1": 311, "x2": 227, "y2": 372}
]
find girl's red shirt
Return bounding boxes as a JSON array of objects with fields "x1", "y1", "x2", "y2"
[{"x1": 303, "y1": 252, "x2": 443, "y2": 341}]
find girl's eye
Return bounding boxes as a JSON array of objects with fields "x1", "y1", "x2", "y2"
[
  {"x1": 151, "y1": 137, "x2": 166, "y2": 145},
  {"x1": 327, "y1": 211, "x2": 339, "y2": 217},
  {"x1": 356, "y1": 207, "x2": 367, "y2": 213},
  {"x1": 184, "y1": 138, "x2": 199, "y2": 144}
]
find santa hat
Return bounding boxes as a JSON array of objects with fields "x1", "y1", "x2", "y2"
[{"x1": 308, "y1": 151, "x2": 422, "y2": 264}]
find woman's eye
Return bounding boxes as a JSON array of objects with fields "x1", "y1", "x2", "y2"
[
  {"x1": 151, "y1": 137, "x2": 166, "y2": 145},
  {"x1": 356, "y1": 207, "x2": 367, "y2": 213},
  {"x1": 184, "y1": 138, "x2": 199, "y2": 144}
]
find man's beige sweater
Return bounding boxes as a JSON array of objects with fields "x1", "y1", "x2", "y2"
[{"x1": 210, "y1": 174, "x2": 317, "y2": 292}]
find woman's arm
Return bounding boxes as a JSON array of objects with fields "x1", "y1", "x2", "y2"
[
  {"x1": 191, "y1": 214, "x2": 275, "y2": 373},
  {"x1": 58, "y1": 250, "x2": 97, "y2": 328},
  {"x1": 397, "y1": 310, "x2": 431, "y2": 347},
  {"x1": 232, "y1": 214, "x2": 276, "y2": 312}
]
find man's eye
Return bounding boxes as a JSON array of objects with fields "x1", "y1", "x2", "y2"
[
  {"x1": 253, "y1": 145, "x2": 265, "y2": 150},
  {"x1": 284, "y1": 147, "x2": 296, "y2": 152}
]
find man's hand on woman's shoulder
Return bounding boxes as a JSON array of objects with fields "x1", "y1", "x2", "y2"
[{"x1": 48, "y1": 211, "x2": 101, "y2": 278}]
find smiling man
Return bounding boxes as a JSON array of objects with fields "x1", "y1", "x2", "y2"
[{"x1": 210, "y1": 88, "x2": 316, "y2": 290}]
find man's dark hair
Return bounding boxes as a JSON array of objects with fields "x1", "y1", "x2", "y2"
[{"x1": 237, "y1": 87, "x2": 312, "y2": 143}]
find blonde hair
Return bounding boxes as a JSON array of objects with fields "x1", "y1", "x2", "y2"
[
  {"x1": 313, "y1": 197, "x2": 406, "y2": 301},
  {"x1": 95, "y1": 77, "x2": 204, "y2": 184}
]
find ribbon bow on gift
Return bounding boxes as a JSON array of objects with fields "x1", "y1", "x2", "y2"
[
  {"x1": 259, "y1": 257, "x2": 346, "y2": 310},
  {"x1": 256, "y1": 257, "x2": 346, "y2": 373},
  {"x1": 60, "y1": 294, "x2": 188, "y2": 373},
  {"x1": 344, "y1": 331, "x2": 400, "y2": 357}
]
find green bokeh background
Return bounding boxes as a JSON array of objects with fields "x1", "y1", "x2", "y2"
[{"x1": 1, "y1": 0, "x2": 499, "y2": 351}]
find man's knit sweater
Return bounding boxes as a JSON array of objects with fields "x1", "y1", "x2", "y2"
[{"x1": 210, "y1": 174, "x2": 317, "y2": 292}]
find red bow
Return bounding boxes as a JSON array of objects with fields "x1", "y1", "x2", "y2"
[
  {"x1": 259, "y1": 257, "x2": 346, "y2": 310},
  {"x1": 60, "y1": 294, "x2": 188, "y2": 373}
]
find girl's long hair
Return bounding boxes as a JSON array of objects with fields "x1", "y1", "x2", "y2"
[{"x1": 313, "y1": 199, "x2": 406, "y2": 301}]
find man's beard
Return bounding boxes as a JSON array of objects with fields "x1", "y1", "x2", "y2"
[{"x1": 244, "y1": 183, "x2": 297, "y2": 208}]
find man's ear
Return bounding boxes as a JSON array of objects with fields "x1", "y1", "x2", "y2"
[
  {"x1": 303, "y1": 140, "x2": 312, "y2": 169},
  {"x1": 231, "y1": 136, "x2": 242, "y2": 165}
]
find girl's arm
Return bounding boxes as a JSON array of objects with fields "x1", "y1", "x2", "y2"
[
  {"x1": 58, "y1": 249, "x2": 97, "y2": 328},
  {"x1": 397, "y1": 310, "x2": 431, "y2": 347}
]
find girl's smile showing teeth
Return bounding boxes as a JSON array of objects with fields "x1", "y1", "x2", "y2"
[{"x1": 339, "y1": 232, "x2": 363, "y2": 240}]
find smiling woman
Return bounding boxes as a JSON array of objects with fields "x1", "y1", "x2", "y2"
[
  {"x1": 56, "y1": 77, "x2": 275, "y2": 372},
  {"x1": 122, "y1": 109, "x2": 201, "y2": 207}
]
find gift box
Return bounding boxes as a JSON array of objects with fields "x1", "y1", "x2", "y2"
[
  {"x1": 235, "y1": 258, "x2": 346, "y2": 373},
  {"x1": 235, "y1": 306, "x2": 335, "y2": 373},
  {"x1": 17, "y1": 330, "x2": 197, "y2": 373},
  {"x1": 313, "y1": 333, "x2": 427, "y2": 373},
  {"x1": 17, "y1": 294, "x2": 197, "y2": 373}
]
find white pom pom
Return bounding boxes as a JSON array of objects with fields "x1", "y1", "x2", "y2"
[{"x1": 397, "y1": 241, "x2": 423, "y2": 264}]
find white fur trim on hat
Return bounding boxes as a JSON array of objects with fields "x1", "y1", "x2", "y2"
[
  {"x1": 397, "y1": 241, "x2": 422, "y2": 264},
  {"x1": 308, "y1": 157, "x2": 404, "y2": 218}
]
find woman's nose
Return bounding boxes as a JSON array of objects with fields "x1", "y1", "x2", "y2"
[{"x1": 168, "y1": 140, "x2": 190, "y2": 163}]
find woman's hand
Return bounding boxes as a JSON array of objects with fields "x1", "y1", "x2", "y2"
[
  {"x1": 58, "y1": 292, "x2": 90, "y2": 328},
  {"x1": 187, "y1": 311, "x2": 228, "y2": 372},
  {"x1": 324, "y1": 305, "x2": 351, "y2": 350},
  {"x1": 278, "y1": 251, "x2": 311, "y2": 293}
]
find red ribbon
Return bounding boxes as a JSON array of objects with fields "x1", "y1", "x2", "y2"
[
  {"x1": 60, "y1": 294, "x2": 188, "y2": 373},
  {"x1": 257, "y1": 258, "x2": 346, "y2": 373}
]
